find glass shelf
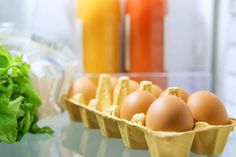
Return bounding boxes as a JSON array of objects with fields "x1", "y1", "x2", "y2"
[{"x1": 0, "y1": 112, "x2": 235, "y2": 157}]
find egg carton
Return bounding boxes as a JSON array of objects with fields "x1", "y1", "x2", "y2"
[
  {"x1": 65, "y1": 74, "x2": 123, "y2": 135},
  {"x1": 65, "y1": 97, "x2": 99, "y2": 128},
  {"x1": 63, "y1": 94, "x2": 83, "y2": 122},
  {"x1": 191, "y1": 119, "x2": 236, "y2": 156},
  {"x1": 64, "y1": 74, "x2": 236, "y2": 157}
]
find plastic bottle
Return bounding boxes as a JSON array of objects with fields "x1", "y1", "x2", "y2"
[
  {"x1": 126, "y1": 0, "x2": 167, "y2": 72},
  {"x1": 76, "y1": 0, "x2": 121, "y2": 73}
]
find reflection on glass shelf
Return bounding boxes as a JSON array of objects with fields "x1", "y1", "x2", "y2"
[
  {"x1": 60, "y1": 122, "x2": 150, "y2": 157},
  {"x1": 61, "y1": 123, "x2": 103, "y2": 157},
  {"x1": 0, "y1": 133, "x2": 50, "y2": 157},
  {"x1": 0, "y1": 112, "x2": 235, "y2": 157}
]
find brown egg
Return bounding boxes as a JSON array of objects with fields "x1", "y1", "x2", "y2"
[
  {"x1": 187, "y1": 91, "x2": 228, "y2": 125},
  {"x1": 161, "y1": 87, "x2": 189, "y2": 102},
  {"x1": 68, "y1": 77, "x2": 97, "y2": 104},
  {"x1": 151, "y1": 84, "x2": 163, "y2": 98},
  {"x1": 120, "y1": 91, "x2": 156, "y2": 121},
  {"x1": 146, "y1": 95, "x2": 194, "y2": 132}
]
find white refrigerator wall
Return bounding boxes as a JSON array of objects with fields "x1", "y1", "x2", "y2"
[
  {"x1": 0, "y1": 0, "x2": 26, "y2": 26},
  {"x1": 216, "y1": 0, "x2": 236, "y2": 115},
  {"x1": 165, "y1": 0, "x2": 214, "y2": 72},
  {"x1": 0, "y1": 0, "x2": 76, "y2": 49},
  {"x1": 165, "y1": 0, "x2": 214, "y2": 91}
]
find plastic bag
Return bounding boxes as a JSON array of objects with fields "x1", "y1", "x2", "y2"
[{"x1": 0, "y1": 22, "x2": 79, "y2": 119}]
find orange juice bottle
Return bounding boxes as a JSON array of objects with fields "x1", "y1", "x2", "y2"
[
  {"x1": 126, "y1": 0, "x2": 167, "y2": 73},
  {"x1": 76, "y1": 0, "x2": 121, "y2": 73}
]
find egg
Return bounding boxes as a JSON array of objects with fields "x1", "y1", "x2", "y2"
[
  {"x1": 161, "y1": 87, "x2": 189, "y2": 102},
  {"x1": 151, "y1": 84, "x2": 163, "y2": 98},
  {"x1": 146, "y1": 95, "x2": 194, "y2": 132},
  {"x1": 68, "y1": 77, "x2": 97, "y2": 104},
  {"x1": 120, "y1": 91, "x2": 156, "y2": 121},
  {"x1": 187, "y1": 91, "x2": 228, "y2": 125}
]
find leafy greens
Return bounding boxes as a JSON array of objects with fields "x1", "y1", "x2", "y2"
[{"x1": 0, "y1": 44, "x2": 53, "y2": 144}]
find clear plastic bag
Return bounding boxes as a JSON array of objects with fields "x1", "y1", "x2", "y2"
[{"x1": 0, "y1": 22, "x2": 79, "y2": 119}]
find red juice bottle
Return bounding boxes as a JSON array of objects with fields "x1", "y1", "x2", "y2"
[{"x1": 126, "y1": 0, "x2": 167, "y2": 88}]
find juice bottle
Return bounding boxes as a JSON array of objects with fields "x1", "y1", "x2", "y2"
[
  {"x1": 126, "y1": 0, "x2": 167, "y2": 72},
  {"x1": 76, "y1": 0, "x2": 121, "y2": 73},
  {"x1": 126, "y1": 0, "x2": 167, "y2": 88}
]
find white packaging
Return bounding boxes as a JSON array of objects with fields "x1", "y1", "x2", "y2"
[{"x1": 0, "y1": 23, "x2": 79, "y2": 119}]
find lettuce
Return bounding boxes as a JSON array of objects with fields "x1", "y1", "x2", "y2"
[{"x1": 0, "y1": 44, "x2": 53, "y2": 144}]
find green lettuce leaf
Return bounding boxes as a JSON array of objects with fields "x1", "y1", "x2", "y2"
[
  {"x1": 0, "y1": 98, "x2": 18, "y2": 143},
  {"x1": 0, "y1": 44, "x2": 53, "y2": 144}
]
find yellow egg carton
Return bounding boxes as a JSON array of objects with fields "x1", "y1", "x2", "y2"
[
  {"x1": 62, "y1": 93, "x2": 83, "y2": 122},
  {"x1": 64, "y1": 74, "x2": 236, "y2": 157},
  {"x1": 192, "y1": 119, "x2": 236, "y2": 156}
]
